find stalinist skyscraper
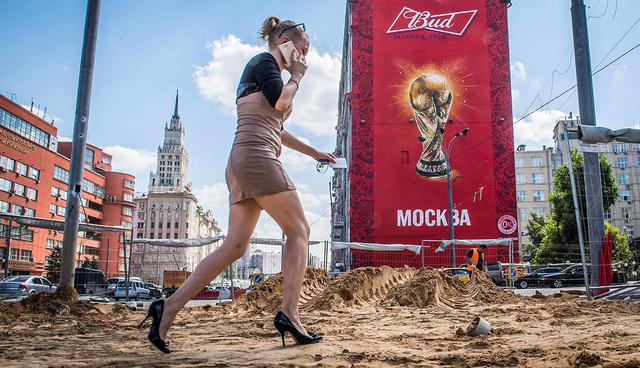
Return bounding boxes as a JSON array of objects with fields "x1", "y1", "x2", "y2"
[{"x1": 132, "y1": 91, "x2": 221, "y2": 283}]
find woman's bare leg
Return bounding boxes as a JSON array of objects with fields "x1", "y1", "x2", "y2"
[
  {"x1": 158, "y1": 199, "x2": 262, "y2": 340},
  {"x1": 255, "y1": 190, "x2": 310, "y2": 335}
]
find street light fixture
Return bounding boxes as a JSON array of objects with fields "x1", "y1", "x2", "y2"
[{"x1": 444, "y1": 128, "x2": 470, "y2": 267}]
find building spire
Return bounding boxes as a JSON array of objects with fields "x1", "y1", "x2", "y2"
[{"x1": 173, "y1": 89, "x2": 179, "y2": 119}]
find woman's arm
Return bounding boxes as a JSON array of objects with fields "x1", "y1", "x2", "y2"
[
  {"x1": 282, "y1": 130, "x2": 337, "y2": 162},
  {"x1": 274, "y1": 51, "x2": 307, "y2": 112}
]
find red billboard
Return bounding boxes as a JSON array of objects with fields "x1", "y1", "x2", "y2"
[{"x1": 348, "y1": 0, "x2": 516, "y2": 266}]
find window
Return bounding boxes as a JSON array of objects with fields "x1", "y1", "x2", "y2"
[
  {"x1": 517, "y1": 191, "x2": 527, "y2": 202},
  {"x1": 531, "y1": 157, "x2": 543, "y2": 167},
  {"x1": 28, "y1": 167, "x2": 39, "y2": 181},
  {"x1": 57, "y1": 206, "x2": 66, "y2": 216},
  {"x1": 622, "y1": 207, "x2": 631, "y2": 219},
  {"x1": 604, "y1": 212, "x2": 612, "y2": 220},
  {"x1": 620, "y1": 190, "x2": 633, "y2": 201},
  {"x1": 617, "y1": 174, "x2": 630, "y2": 185},
  {"x1": 0, "y1": 200, "x2": 9, "y2": 213},
  {"x1": 123, "y1": 207, "x2": 133, "y2": 216},
  {"x1": 16, "y1": 162, "x2": 27, "y2": 176},
  {"x1": 23, "y1": 208, "x2": 35, "y2": 217},
  {"x1": 533, "y1": 190, "x2": 545, "y2": 202},
  {"x1": 158, "y1": 233, "x2": 162, "y2": 239},
  {"x1": 519, "y1": 209, "x2": 528, "y2": 221},
  {"x1": 516, "y1": 174, "x2": 526, "y2": 184},
  {"x1": 20, "y1": 250, "x2": 32, "y2": 262},
  {"x1": 9, "y1": 249, "x2": 19, "y2": 260},
  {"x1": 174, "y1": 233, "x2": 178, "y2": 239},
  {"x1": 46, "y1": 239, "x2": 55, "y2": 249},
  {"x1": 124, "y1": 179, "x2": 135, "y2": 189},
  {"x1": 0, "y1": 155, "x2": 15, "y2": 171},
  {"x1": 26, "y1": 187, "x2": 37, "y2": 200},
  {"x1": 82, "y1": 178, "x2": 105, "y2": 197},
  {"x1": 174, "y1": 222, "x2": 179, "y2": 229},
  {"x1": 166, "y1": 233, "x2": 170, "y2": 239},
  {"x1": 617, "y1": 157, "x2": 628, "y2": 168},
  {"x1": 11, "y1": 204, "x2": 22, "y2": 215},
  {"x1": 166, "y1": 222, "x2": 170, "y2": 229},
  {"x1": 0, "y1": 178, "x2": 12, "y2": 192},
  {"x1": 13, "y1": 183, "x2": 25, "y2": 196},
  {"x1": 0, "y1": 108, "x2": 51, "y2": 147},
  {"x1": 51, "y1": 187, "x2": 59, "y2": 197},
  {"x1": 534, "y1": 207, "x2": 546, "y2": 215},
  {"x1": 54, "y1": 166, "x2": 69, "y2": 183},
  {"x1": 532, "y1": 173, "x2": 544, "y2": 184},
  {"x1": 49, "y1": 204, "x2": 57, "y2": 214},
  {"x1": 123, "y1": 193, "x2": 133, "y2": 202},
  {"x1": 185, "y1": 222, "x2": 189, "y2": 229},
  {"x1": 122, "y1": 220, "x2": 132, "y2": 229},
  {"x1": 613, "y1": 143, "x2": 629, "y2": 153},
  {"x1": 80, "y1": 197, "x2": 87, "y2": 206},
  {"x1": 85, "y1": 148, "x2": 95, "y2": 166}
]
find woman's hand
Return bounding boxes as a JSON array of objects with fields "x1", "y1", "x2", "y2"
[
  {"x1": 286, "y1": 49, "x2": 308, "y2": 81},
  {"x1": 314, "y1": 151, "x2": 337, "y2": 163}
]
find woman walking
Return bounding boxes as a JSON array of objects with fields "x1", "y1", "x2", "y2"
[{"x1": 139, "y1": 16, "x2": 336, "y2": 354}]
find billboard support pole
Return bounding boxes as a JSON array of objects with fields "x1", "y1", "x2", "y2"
[
  {"x1": 571, "y1": 0, "x2": 603, "y2": 290},
  {"x1": 564, "y1": 123, "x2": 592, "y2": 300},
  {"x1": 446, "y1": 168, "x2": 456, "y2": 268},
  {"x1": 59, "y1": 0, "x2": 101, "y2": 291}
]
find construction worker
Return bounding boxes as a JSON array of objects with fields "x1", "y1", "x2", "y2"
[{"x1": 464, "y1": 244, "x2": 487, "y2": 272}]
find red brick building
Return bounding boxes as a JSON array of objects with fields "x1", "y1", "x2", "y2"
[{"x1": 0, "y1": 94, "x2": 135, "y2": 278}]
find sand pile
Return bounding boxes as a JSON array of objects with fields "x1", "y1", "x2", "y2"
[
  {"x1": 306, "y1": 266, "x2": 416, "y2": 311},
  {"x1": 230, "y1": 268, "x2": 331, "y2": 313},
  {"x1": 0, "y1": 292, "x2": 96, "y2": 320},
  {"x1": 382, "y1": 268, "x2": 519, "y2": 309}
]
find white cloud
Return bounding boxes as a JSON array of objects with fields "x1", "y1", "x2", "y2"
[
  {"x1": 510, "y1": 61, "x2": 527, "y2": 82},
  {"x1": 511, "y1": 88, "x2": 520, "y2": 105},
  {"x1": 103, "y1": 145, "x2": 157, "y2": 190},
  {"x1": 613, "y1": 65, "x2": 629, "y2": 84},
  {"x1": 193, "y1": 182, "x2": 229, "y2": 211},
  {"x1": 514, "y1": 109, "x2": 568, "y2": 148},
  {"x1": 194, "y1": 34, "x2": 341, "y2": 136},
  {"x1": 280, "y1": 136, "x2": 317, "y2": 171},
  {"x1": 58, "y1": 136, "x2": 72, "y2": 142}
]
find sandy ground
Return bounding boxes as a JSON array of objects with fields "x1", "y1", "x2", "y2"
[{"x1": 1, "y1": 267, "x2": 640, "y2": 368}]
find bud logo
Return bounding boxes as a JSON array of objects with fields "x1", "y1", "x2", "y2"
[{"x1": 387, "y1": 7, "x2": 478, "y2": 36}]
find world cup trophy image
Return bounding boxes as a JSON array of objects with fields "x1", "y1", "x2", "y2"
[{"x1": 409, "y1": 73, "x2": 453, "y2": 177}]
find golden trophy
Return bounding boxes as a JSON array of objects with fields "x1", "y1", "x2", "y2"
[{"x1": 409, "y1": 73, "x2": 453, "y2": 177}]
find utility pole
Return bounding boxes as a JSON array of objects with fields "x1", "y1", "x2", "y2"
[
  {"x1": 59, "y1": 0, "x2": 101, "y2": 291},
  {"x1": 570, "y1": 0, "x2": 603, "y2": 289}
]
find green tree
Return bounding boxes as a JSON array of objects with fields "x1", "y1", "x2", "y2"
[
  {"x1": 45, "y1": 245, "x2": 62, "y2": 283},
  {"x1": 527, "y1": 149, "x2": 619, "y2": 264},
  {"x1": 606, "y1": 223, "x2": 634, "y2": 266},
  {"x1": 82, "y1": 256, "x2": 100, "y2": 270}
]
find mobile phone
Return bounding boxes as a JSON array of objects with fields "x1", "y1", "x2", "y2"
[{"x1": 278, "y1": 41, "x2": 296, "y2": 65}]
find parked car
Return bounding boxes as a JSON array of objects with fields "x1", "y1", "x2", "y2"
[
  {"x1": 514, "y1": 267, "x2": 564, "y2": 289},
  {"x1": 442, "y1": 268, "x2": 471, "y2": 283},
  {"x1": 484, "y1": 261, "x2": 506, "y2": 286},
  {"x1": 145, "y1": 283, "x2": 163, "y2": 298},
  {"x1": 106, "y1": 276, "x2": 141, "y2": 293},
  {"x1": 0, "y1": 276, "x2": 57, "y2": 299},
  {"x1": 114, "y1": 280, "x2": 150, "y2": 300},
  {"x1": 540, "y1": 264, "x2": 591, "y2": 288}
]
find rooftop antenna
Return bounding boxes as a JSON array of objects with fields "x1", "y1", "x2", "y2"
[
  {"x1": 43, "y1": 106, "x2": 47, "y2": 120},
  {"x1": 30, "y1": 98, "x2": 34, "y2": 112}
]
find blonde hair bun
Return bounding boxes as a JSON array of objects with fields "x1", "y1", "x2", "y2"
[{"x1": 259, "y1": 16, "x2": 281, "y2": 41}]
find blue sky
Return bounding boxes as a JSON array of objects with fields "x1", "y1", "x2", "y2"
[{"x1": 1, "y1": 0, "x2": 639, "y2": 239}]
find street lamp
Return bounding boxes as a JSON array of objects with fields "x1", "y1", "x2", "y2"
[{"x1": 444, "y1": 128, "x2": 470, "y2": 267}]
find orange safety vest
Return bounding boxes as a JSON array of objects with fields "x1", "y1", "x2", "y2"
[{"x1": 466, "y1": 248, "x2": 484, "y2": 271}]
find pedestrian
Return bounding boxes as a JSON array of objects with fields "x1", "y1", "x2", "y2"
[
  {"x1": 139, "y1": 16, "x2": 336, "y2": 353},
  {"x1": 464, "y1": 244, "x2": 487, "y2": 272}
]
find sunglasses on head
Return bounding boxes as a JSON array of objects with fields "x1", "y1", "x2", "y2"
[{"x1": 278, "y1": 23, "x2": 305, "y2": 38}]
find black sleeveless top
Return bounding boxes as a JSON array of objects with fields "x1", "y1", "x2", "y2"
[{"x1": 236, "y1": 52, "x2": 283, "y2": 108}]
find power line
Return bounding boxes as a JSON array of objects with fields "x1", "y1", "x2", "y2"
[{"x1": 451, "y1": 41, "x2": 640, "y2": 161}]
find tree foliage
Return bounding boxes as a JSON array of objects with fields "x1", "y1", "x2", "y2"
[
  {"x1": 45, "y1": 245, "x2": 62, "y2": 283},
  {"x1": 82, "y1": 256, "x2": 100, "y2": 270},
  {"x1": 607, "y1": 223, "x2": 634, "y2": 266},
  {"x1": 527, "y1": 150, "x2": 619, "y2": 264}
]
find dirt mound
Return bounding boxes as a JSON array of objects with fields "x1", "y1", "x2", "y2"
[
  {"x1": 383, "y1": 268, "x2": 519, "y2": 309},
  {"x1": 230, "y1": 268, "x2": 331, "y2": 313},
  {"x1": 306, "y1": 266, "x2": 416, "y2": 311}
]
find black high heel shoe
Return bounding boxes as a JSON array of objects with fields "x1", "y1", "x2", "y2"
[
  {"x1": 273, "y1": 311, "x2": 322, "y2": 346},
  {"x1": 138, "y1": 299, "x2": 171, "y2": 354}
]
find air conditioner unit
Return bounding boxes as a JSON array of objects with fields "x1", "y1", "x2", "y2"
[{"x1": 0, "y1": 167, "x2": 6, "y2": 172}]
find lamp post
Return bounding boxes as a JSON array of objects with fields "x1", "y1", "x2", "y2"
[{"x1": 444, "y1": 128, "x2": 469, "y2": 267}]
